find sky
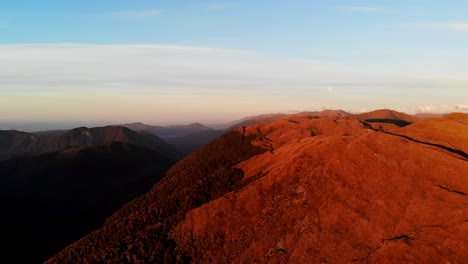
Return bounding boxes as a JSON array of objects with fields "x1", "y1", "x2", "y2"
[{"x1": 1, "y1": 0, "x2": 468, "y2": 130}]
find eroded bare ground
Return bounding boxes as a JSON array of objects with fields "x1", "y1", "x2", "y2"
[{"x1": 47, "y1": 110, "x2": 468, "y2": 264}]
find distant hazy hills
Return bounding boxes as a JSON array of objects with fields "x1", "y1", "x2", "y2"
[
  {"x1": 120, "y1": 122, "x2": 214, "y2": 138},
  {"x1": 0, "y1": 117, "x2": 267, "y2": 163},
  {"x1": 120, "y1": 122, "x2": 222, "y2": 157},
  {"x1": 0, "y1": 122, "x2": 228, "y2": 263},
  {"x1": 0, "y1": 126, "x2": 179, "y2": 161}
]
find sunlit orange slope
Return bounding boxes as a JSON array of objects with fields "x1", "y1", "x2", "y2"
[{"x1": 47, "y1": 110, "x2": 468, "y2": 264}]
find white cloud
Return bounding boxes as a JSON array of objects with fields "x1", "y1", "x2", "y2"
[
  {"x1": 415, "y1": 104, "x2": 468, "y2": 114},
  {"x1": 417, "y1": 104, "x2": 438, "y2": 113},
  {"x1": 456, "y1": 104, "x2": 468, "y2": 111},
  {"x1": 440, "y1": 22, "x2": 468, "y2": 32},
  {"x1": 416, "y1": 22, "x2": 468, "y2": 33},
  {"x1": 0, "y1": 44, "x2": 466, "y2": 92},
  {"x1": 0, "y1": 44, "x2": 466, "y2": 121},
  {"x1": 339, "y1": 6, "x2": 386, "y2": 13}
]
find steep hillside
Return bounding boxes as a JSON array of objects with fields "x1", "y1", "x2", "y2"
[
  {"x1": 165, "y1": 130, "x2": 226, "y2": 157},
  {"x1": 0, "y1": 142, "x2": 176, "y2": 264},
  {"x1": 0, "y1": 130, "x2": 39, "y2": 160},
  {"x1": 46, "y1": 111, "x2": 468, "y2": 263},
  {"x1": 46, "y1": 130, "x2": 267, "y2": 263}
]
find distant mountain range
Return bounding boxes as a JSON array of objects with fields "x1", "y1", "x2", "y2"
[
  {"x1": 0, "y1": 126, "x2": 180, "y2": 161},
  {"x1": 0, "y1": 120, "x2": 232, "y2": 263},
  {"x1": 120, "y1": 122, "x2": 214, "y2": 138}
]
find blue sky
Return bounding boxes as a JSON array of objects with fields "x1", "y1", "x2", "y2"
[
  {"x1": 2, "y1": 0, "x2": 468, "y2": 60},
  {"x1": 1, "y1": 1, "x2": 467, "y2": 129}
]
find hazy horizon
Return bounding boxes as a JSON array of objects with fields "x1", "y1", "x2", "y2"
[
  {"x1": 0, "y1": 107, "x2": 463, "y2": 132},
  {"x1": 1, "y1": 1, "x2": 467, "y2": 127}
]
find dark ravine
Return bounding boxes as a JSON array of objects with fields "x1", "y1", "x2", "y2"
[
  {"x1": 437, "y1": 184, "x2": 468, "y2": 196},
  {"x1": 383, "y1": 131, "x2": 468, "y2": 160},
  {"x1": 0, "y1": 142, "x2": 176, "y2": 264}
]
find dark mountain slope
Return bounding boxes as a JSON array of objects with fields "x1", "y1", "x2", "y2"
[
  {"x1": 46, "y1": 130, "x2": 267, "y2": 263},
  {"x1": 165, "y1": 130, "x2": 226, "y2": 157},
  {"x1": 121, "y1": 123, "x2": 220, "y2": 157},
  {"x1": 0, "y1": 125, "x2": 180, "y2": 161},
  {"x1": 0, "y1": 130, "x2": 40, "y2": 160},
  {"x1": 0, "y1": 142, "x2": 176, "y2": 264}
]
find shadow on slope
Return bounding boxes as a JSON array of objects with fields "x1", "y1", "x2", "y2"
[
  {"x1": 363, "y1": 118, "x2": 412, "y2": 127},
  {"x1": 0, "y1": 142, "x2": 175, "y2": 264},
  {"x1": 46, "y1": 130, "x2": 267, "y2": 263}
]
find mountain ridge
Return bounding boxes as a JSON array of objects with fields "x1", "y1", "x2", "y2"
[
  {"x1": 120, "y1": 122, "x2": 214, "y2": 139},
  {"x1": 45, "y1": 110, "x2": 468, "y2": 263},
  {"x1": 0, "y1": 125, "x2": 180, "y2": 161}
]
